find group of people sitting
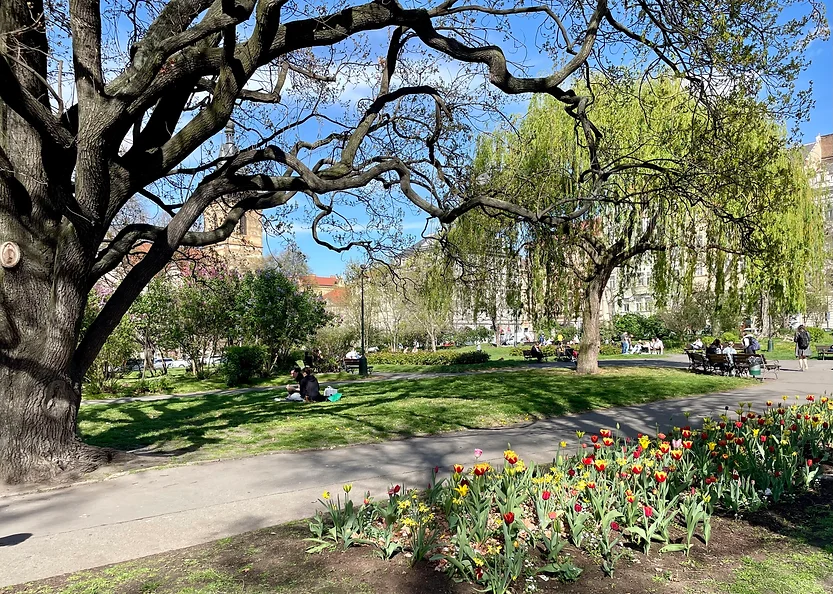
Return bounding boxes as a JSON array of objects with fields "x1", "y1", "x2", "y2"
[
  {"x1": 624, "y1": 337, "x2": 664, "y2": 355},
  {"x1": 528, "y1": 343, "x2": 578, "y2": 363},
  {"x1": 277, "y1": 366, "x2": 324, "y2": 403}
]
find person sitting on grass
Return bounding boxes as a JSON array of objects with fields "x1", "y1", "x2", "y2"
[
  {"x1": 278, "y1": 367, "x2": 304, "y2": 402},
  {"x1": 300, "y1": 367, "x2": 324, "y2": 402},
  {"x1": 530, "y1": 343, "x2": 544, "y2": 363}
]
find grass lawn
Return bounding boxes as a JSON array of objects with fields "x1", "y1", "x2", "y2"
[
  {"x1": 79, "y1": 367, "x2": 746, "y2": 463},
  {"x1": 5, "y1": 492, "x2": 830, "y2": 594},
  {"x1": 82, "y1": 345, "x2": 672, "y2": 400}
]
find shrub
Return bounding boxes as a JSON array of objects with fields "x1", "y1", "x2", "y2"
[
  {"x1": 223, "y1": 345, "x2": 269, "y2": 386},
  {"x1": 367, "y1": 350, "x2": 490, "y2": 366},
  {"x1": 720, "y1": 331, "x2": 739, "y2": 344},
  {"x1": 805, "y1": 326, "x2": 830, "y2": 344}
]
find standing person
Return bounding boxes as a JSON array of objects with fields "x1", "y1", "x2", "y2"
[
  {"x1": 621, "y1": 332, "x2": 630, "y2": 354},
  {"x1": 794, "y1": 325, "x2": 811, "y2": 371},
  {"x1": 652, "y1": 336, "x2": 664, "y2": 355},
  {"x1": 741, "y1": 330, "x2": 760, "y2": 354}
]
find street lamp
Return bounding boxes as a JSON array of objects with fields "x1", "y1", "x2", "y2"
[{"x1": 359, "y1": 264, "x2": 368, "y2": 376}]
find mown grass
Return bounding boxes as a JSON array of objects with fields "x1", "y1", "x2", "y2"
[
  {"x1": 82, "y1": 344, "x2": 674, "y2": 400},
  {"x1": 78, "y1": 367, "x2": 746, "y2": 463}
]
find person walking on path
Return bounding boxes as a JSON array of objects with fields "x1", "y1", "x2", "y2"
[
  {"x1": 794, "y1": 325, "x2": 811, "y2": 371},
  {"x1": 621, "y1": 332, "x2": 630, "y2": 354}
]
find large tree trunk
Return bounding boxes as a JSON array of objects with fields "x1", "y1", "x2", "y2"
[
  {"x1": 0, "y1": 0, "x2": 121, "y2": 483},
  {"x1": 576, "y1": 272, "x2": 611, "y2": 375}
]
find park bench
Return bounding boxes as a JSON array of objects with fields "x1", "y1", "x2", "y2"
[
  {"x1": 760, "y1": 354, "x2": 780, "y2": 379},
  {"x1": 706, "y1": 353, "x2": 733, "y2": 375},
  {"x1": 343, "y1": 358, "x2": 374, "y2": 374},
  {"x1": 522, "y1": 349, "x2": 549, "y2": 362},
  {"x1": 686, "y1": 350, "x2": 708, "y2": 373},
  {"x1": 815, "y1": 345, "x2": 833, "y2": 360}
]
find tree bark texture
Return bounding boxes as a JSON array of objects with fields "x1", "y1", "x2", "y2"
[{"x1": 576, "y1": 272, "x2": 610, "y2": 375}]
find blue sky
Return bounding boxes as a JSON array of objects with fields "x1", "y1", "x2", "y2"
[{"x1": 267, "y1": 1, "x2": 833, "y2": 277}]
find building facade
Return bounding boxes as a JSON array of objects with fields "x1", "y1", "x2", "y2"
[{"x1": 203, "y1": 122, "x2": 265, "y2": 271}]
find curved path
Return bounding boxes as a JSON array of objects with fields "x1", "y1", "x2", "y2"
[{"x1": 0, "y1": 356, "x2": 828, "y2": 587}]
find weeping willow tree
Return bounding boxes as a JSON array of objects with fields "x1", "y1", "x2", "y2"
[{"x1": 461, "y1": 76, "x2": 822, "y2": 373}]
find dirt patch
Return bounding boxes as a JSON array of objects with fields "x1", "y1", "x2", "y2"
[{"x1": 4, "y1": 495, "x2": 831, "y2": 594}]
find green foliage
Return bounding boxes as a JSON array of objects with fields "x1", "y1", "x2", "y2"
[
  {"x1": 721, "y1": 331, "x2": 740, "y2": 344},
  {"x1": 367, "y1": 350, "x2": 490, "y2": 366},
  {"x1": 83, "y1": 289, "x2": 138, "y2": 393},
  {"x1": 239, "y1": 269, "x2": 333, "y2": 365},
  {"x1": 804, "y1": 327, "x2": 830, "y2": 344},
  {"x1": 613, "y1": 314, "x2": 670, "y2": 340},
  {"x1": 129, "y1": 277, "x2": 177, "y2": 371},
  {"x1": 223, "y1": 345, "x2": 269, "y2": 386},
  {"x1": 170, "y1": 269, "x2": 241, "y2": 375}
]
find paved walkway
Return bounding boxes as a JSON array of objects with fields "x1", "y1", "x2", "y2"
[{"x1": 0, "y1": 357, "x2": 829, "y2": 587}]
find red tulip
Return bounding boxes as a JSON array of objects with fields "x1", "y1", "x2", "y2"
[
  {"x1": 542, "y1": 490, "x2": 551, "y2": 501},
  {"x1": 610, "y1": 521, "x2": 620, "y2": 532},
  {"x1": 682, "y1": 440, "x2": 693, "y2": 450},
  {"x1": 453, "y1": 464, "x2": 464, "y2": 474},
  {"x1": 643, "y1": 505, "x2": 654, "y2": 518},
  {"x1": 760, "y1": 435, "x2": 768, "y2": 443},
  {"x1": 590, "y1": 435, "x2": 599, "y2": 443},
  {"x1": 735, "y1": 421, "x2": 743, "y2": 429},
  {"x1": 503, "y1": 512, "x2": 515, "y2": 524},
  {"x1": 574, "y1": 503, "x2": 583, "y2": 512},
  {"x1": 807, "y1": 459, "x2": 813, "y2": 467}
]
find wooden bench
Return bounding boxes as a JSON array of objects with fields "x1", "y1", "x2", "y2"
[
  {"x1": 686, "y1": 350, "x2": 708, "y2": 373},
  {"x1": 815, "y1": 345, "x2": 833, "y2": 360},
  {"x1": 706, "y1": 353, "x2": 733, "y2": 375},
  {"x1": 343, "y1": 358, "x2": 373, "y2": 374},
  {"x1": 522, "y1": 349, "x2": 549, "y2": 362}
]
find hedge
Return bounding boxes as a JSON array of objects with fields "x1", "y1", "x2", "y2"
[{"x1": 366, "y1": 350, "x2": 490, "y2": 366}]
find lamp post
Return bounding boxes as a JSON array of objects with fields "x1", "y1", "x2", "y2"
[{"x1": 359, "y1": 264, "x2": 368, "y2": 376}]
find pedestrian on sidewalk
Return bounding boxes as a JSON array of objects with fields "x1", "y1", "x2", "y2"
[{"x1": 794, "y1": 325, "x2": 811, "y2": 371}]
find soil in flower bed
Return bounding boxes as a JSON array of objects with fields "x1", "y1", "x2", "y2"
[{"x1": 5, "y1": 493, "x2": 831, "y2": 594}]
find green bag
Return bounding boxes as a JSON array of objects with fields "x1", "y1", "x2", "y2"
[{"x1": 328, "y1": 392, "x2": 342, "y2": 402}]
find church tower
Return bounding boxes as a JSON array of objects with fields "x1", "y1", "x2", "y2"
[{"x1": 203, "y1": 122, "x2": 264, "y2": 270}]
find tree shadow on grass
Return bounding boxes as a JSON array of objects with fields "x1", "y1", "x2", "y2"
[{"x1": 78, "y1": 367, "x2": 752, "y2": 463}]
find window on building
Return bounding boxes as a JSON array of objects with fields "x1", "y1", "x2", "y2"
[
  {"x1": 624, "y1": 303, "x2": 630, "y2": 312},
  {"x1": 238, "y1": 214, "x2": 247, "y2": 235}
]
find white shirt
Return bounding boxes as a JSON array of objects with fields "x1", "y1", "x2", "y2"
[
  {"x1": 722, "y1": 346, "x2": 737, "y2": 355},
  {"x1": 345, "y1": 350, "x2": 359, "y2": 359}
]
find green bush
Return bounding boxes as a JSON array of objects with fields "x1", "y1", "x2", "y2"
[
  {"x1": 367, "y1": 350, "x2": 490, "y2": 366},
  {"x1": 224, "y1": 345, "x2": 269, "y2": 386},
  {"x1": 804, "y1": 326, "x2": 830, "y2": 344},
  {"x1": 599, "y1": 343, "x2": 621, "y2": 355},
  {"x1": 720, "y1": 331, "x2": 739, "y2": 344}
]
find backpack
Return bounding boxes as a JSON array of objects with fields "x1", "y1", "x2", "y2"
[
  {"x1": 747, "y1": 336, "x2": 760, "y2": 351},
  {"x1": 796, "y1": 331, "x2": 810, "y2": 349}
]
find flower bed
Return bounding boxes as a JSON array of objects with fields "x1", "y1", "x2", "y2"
[
  {"x1": 307, "y1": 395, "x2": 832, "y2": 593},
  {"x1": 366, "y1": 350, "x2": 490, "y2": 366}
]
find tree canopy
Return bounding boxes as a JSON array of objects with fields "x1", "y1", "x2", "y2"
[{"x1": 0, "y1": 0, "x2": 825, "y2": 481}]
